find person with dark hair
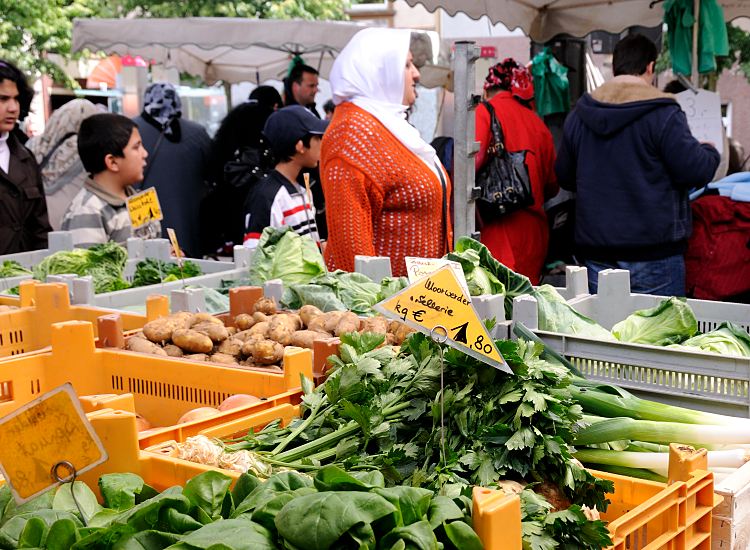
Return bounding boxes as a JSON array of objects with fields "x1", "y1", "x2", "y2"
[
  {"x1": 323, "y1": 99, "x2": 335, "y2": 120},
  {"x1": 133, "y1": 82, "x2": 212, "y2": 257},
  {"x1": 0, "y1": 59, "x2": 51, "y2": 254},
  {"x1": 555, "y1": 33, "x2": 720, "y2": 296},
  {"x1": 61, "y1": 113, "x2": 159, "y2": 247},
  {"x1": 284, "y1": 63, "x2": 320, "y2": 117},
  {"x1": 475, "y1": 58, "x2": 558, "y2": 284},
  {"x1": 249, "y1": 85, "x2": 283, "y2": 111},
  {"x1": 207, "y1": 99, "x2": 277, "y2": 251},
  {"x1": 241, "y1": 105, "x2": 327, "y2": 250}
]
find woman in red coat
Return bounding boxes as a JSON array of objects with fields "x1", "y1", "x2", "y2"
[{"x1": 475, "y1": 59, "x2": 558, "y2": 284}]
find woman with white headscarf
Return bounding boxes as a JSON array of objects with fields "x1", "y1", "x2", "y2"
[
  {"x1": 133, "y1": 82, "x2": 212, "y2": 257},
  {"x1": 321, "y1": 28, "x2": 452, "y2": 276},
  {"x1": 27, "y1": 99, "x2": 100, "y2": 229}
]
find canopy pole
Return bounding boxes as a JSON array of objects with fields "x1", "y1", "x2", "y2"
[
  {"x1": 452, "y1": 41, "x2": 482, "y2": 244},
  {"x1": 691, "y1": 0, "x2": 700, "y2": 86}
]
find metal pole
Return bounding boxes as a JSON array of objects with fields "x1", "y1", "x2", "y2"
[
  {"x1": 452, "y1": 41, "x2": 481, "y2": 244},
  {"x1": 691, "y1": 0, "x2": 700, "y2": 86}
]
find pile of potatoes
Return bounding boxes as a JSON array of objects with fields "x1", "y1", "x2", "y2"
[{"x1": 127, "y1": 297, "x2": 413, "y2": 369}]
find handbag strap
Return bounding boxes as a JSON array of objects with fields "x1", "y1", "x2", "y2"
[
  {"x1": 481, "y1": 100, "x2": 507, "y2": 153},
  {"x1": 141, "y1": 129, "x2": 166, "y2": 183}
]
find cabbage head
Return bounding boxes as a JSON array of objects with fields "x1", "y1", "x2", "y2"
[{"x1": 612, "y1": 297, "x2": 698, "y2": 346}]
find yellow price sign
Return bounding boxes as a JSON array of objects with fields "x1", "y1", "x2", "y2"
[
  {"x1": 374, "y1": 265, "x2": 510, "y2": 373},
  {"x1": 0, "y1": 384, "x2": 108, "y2": 503},
  {"x1": 127, "y1": 187, "x2": 163, "y2": 229}
]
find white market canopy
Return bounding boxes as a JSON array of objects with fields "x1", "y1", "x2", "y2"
[
  {"x1": 72, "y1": 18, "x2": 369, "y2": 84},
  {"x1": 404, "y1": 0, "x2": 750, "y2": 43}
]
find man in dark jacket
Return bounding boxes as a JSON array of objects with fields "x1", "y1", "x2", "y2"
[
  {"x1": 0, "y1": 60, "x2": 51, "y2": 254},
  {"x1": 555, "y1": 34, "x2": 720, "y2": 296},
  {"x1": 283, "y1": 64, "x2": 321, "y2": 118}
]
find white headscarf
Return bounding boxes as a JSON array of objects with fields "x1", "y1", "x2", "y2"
[{"x1": 329, "y1": 28, "x2": 439, "y2": 176}]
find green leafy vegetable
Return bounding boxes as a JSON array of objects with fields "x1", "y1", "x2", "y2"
[
  {"x1": 131, "y1": 258, "x2": 202, "y2": 287},
  {"x1": 668, "y1": 322, "x2": 750, "y2": 357},
  {"x1": 282, "y1": 270, "x2": 408, "y2": 315},
  {"x1": 0, "y1": 261, "x2": 31, "y2": 278},
  {"x1": 534, "y1": 285, "x2": 614, "y2": 341},
  {"x1": 612, "y1": 297, "x2": 698, "y2": 345},
  {"x1": 31, "y1": 242, "x2": 129, "y2": 293},
  {"x1": 248, "y1": 227, "x2": 326, "y2": 287}
]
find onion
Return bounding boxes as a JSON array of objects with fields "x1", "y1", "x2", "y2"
[
  {"x1": 135, "y1": 414, "x2": 152, "y2": 432},
  {"x1": 218, "y1": 394, "x2": 262, "y2": 411},
  {"x1": 177, "y1": 407, "x2": 220, "y2": 424}
]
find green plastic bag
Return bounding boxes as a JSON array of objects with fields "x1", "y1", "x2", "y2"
[
  {"x1": 531, "y1": 48, "x2": 571, "y2": 117},
  {"x1": 664, "y1": 0, "x2": 729, "y2": 75}
]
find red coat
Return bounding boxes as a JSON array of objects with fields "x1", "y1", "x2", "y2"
[{"x1": 475, "y1": 91, "x2": 558, "y2": 283}]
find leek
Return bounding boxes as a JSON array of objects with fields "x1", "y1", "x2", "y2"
[
  {"x1": 585, "y1": 463, "x2": 667, "y2": 483},
  {"x1": 574, "y1": 448, "x2": 750, "y2": 471},
  {"x1": 575, "y1": 417, "x2": 750, "y2": 446}
]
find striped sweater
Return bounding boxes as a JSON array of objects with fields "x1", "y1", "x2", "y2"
[
  {"x1": 320, "y1": 102, "x2": 452, "y2": 276},
  {"x1": 242, "y1": 169, "x2": 319, "y2": 250},
  {"x1": 61, "y1": 179, "x2": 161, "y2": 248}
]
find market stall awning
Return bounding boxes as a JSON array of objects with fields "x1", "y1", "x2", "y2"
[
  {"x1": 72, "y1": 18, "x2": 368, "y2": 84},
  {"x1": 404, "y1": 0, "x2": 750, "y2": 42}
]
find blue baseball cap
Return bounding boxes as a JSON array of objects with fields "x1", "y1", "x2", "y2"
[{"x1": 263, "y1": 105, "x2": 328, "y2": 152}]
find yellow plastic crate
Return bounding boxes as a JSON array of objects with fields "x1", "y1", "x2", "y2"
[
  {"x1": 0, "y1": 320, "x2": 313, "y2": 428},
  {"x1": 0, "y1": 281, "x2": 150, "y2": 357}
]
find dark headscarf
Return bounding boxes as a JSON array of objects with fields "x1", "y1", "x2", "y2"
[
  {"x1": 141, "y1": 82, "x2": 182, "y2": 141},
  {"x1": 484, "y1": 58, "x2": 534, "y2": 103},
  {"x1": 249, "y1": 85, "x2": 283, "y2": 111}
]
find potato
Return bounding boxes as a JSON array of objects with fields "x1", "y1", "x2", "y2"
[
  {"x1": 178, "y1": 407, "x2": 219, "y2": 424},
  {"x1": 234, "y1": 313, "x2": 255, "y2": 331},
  {"x1": 307, "y1": 316, "x2": 332, "y2": 335},
  {"x1": 183, "y1": 353, "x2": 208, "y2": 362},
  {"x1": 210, "y1": 353, "x2": 239, "y2": 366},
  {"x1": 192, "y1": 321, "x2": 229, "y2": 343},
  {"x1": 190, "y1": 312, "x2": 222, "y2": 326},
  {"x1": 248, "y1": 321, "x2": 270, "y2": 338},
  {"x1": 163, "y1": 344, "x2": 184, "y2": 357},
  {"x1": 334, "y1": 312, "x2": 361, "y2": 336},
  {"x1": 299, "y1": 305, "x2": 324, "y2": 328},
  {"x1": 253, "y1": 297, "x2": 277, "y2": 315},
  {"x1": 127, "y1": 337, "x2": 167, "y2": 356},
  {"x1": 142, "y1": 312, "x2": 192, "y2": 343},
  {"x1": 240, "y1": 335, "x2": 266, "y2": 357},
  {"x1": 226, "y1": 326, "x2": 238, "y2": 336},
  {"x1": 322, "y1": 311, "x2": 346, "y2": 333},
  {"x1": 247, "y1": 339, "x2": 284, "y2": 365},
  {"x1": 268, "y1": 325, "x2": 293, "y2": 345},
  {"x1": 252, "y1": 311, "x2": 269, "y2": 323},
  {"x1": 172, "y1": 329, "x2": 214, "y2": 354},
  {"x1": 360, "y1": 316, "x2": 388, "y2": 335},
  {"x1": 390, "y1": 322, "x2": 414, "y2": 345},
  {"x1": 218, "y1": 338, "x2": 243, "y2": 357},
  {"x1": 219, "y1": 394, "x2": 261, "y2": 411},
  {"x1": 233, "y1": 329, "x2": 254, "y2": 342},
  {"x1": 290, "y1": 330, "x2": 327, "y2": 349}
]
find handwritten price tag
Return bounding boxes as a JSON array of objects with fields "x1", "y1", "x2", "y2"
[
  {"x1": 0, "y1": 384, "x2": 108, "y2": 503},
  {"x1": 404, "y1": 257, "x2": 470, "y2": 296},
  {"x1": 375, "y1": 265, "x2": 510, "y2": 373},
  {"x1": 675, "y1": 89, "x2": 723, "y2": 155},
  {"x1": 127, "y1": 187, "x2": 163, "y2": 229}
]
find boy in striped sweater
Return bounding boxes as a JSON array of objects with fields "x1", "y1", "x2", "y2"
[
  {"x1": 61, "y1": 113, "x2": 160, "y2": 247},
  {"x1": 242, "y1": 105, "x2": 327, "y2": 250}
]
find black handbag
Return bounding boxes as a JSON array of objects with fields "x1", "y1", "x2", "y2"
[{"x1": 476, "y1": 100, "x2": 534, "y2": 218}]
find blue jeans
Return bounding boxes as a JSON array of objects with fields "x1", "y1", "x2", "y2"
[{"x1": 585, "y1": 255, "x2": 686, "y2": 296}]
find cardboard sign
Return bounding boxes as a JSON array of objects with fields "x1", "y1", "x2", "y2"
[
  {"x1": 127, "y1": 187, "x2": 163, "y2": 229},
  {"x1": 375, "y1": 265, "x2": 510, "y2": 373},
  {"x1": 166, "y1": 228, "x2": 183, "y2": 265},
  {"x1": 404, "y1": 257, "x2": 470, "y2": 296},
  {"x1": 676, "y1": 89, "x2": 723, "y2": 155},
  {"x1": 0, "y1": 384, "x2": 107, "y2": 503}
]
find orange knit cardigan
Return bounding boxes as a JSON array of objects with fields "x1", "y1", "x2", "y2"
[{"x1": 320, "y1": 102, "x2": 452, "y2": 276}]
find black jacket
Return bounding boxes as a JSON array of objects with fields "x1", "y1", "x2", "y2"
[
  {"x1": 0, "y1": 133, "x2": 51, "y2": 254},
  {"x1": 555, "y1": 79, "x2": 720, "y2": 261}
]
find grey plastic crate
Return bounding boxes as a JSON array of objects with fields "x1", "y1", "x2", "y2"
[{"x1": 512, "y1": 269, "x2": 750, "y2": 417}]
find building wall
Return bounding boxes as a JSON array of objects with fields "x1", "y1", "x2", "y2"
[{"x1": 717, "y1": 69, "x2": 750, "y2": 157}]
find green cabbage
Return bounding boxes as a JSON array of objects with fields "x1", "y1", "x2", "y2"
[
  {"x1": 248, "y1": 227, "x2": 326, "y2": 287},
  {"x1": 612, "y1": 297, "x2": 698, "y2": 346},
  {"x1": 282, "y1": 270, "x2": 408, "y2": 315},
  {"x1": 131, "y1": 258, "x2": 203, "y2": 287},
  {"x1": 534, "y1": 285, "x2": 615, "y2": 340},
  {"x1": 0, "y1": 261, "x2": 32, "y2": 277},
  {"x1": 32, "y1": 242, "x2": 129, "y2": 293},
  {"x1": 668, "y1": 322, "x2": 750, "y2": 357}
]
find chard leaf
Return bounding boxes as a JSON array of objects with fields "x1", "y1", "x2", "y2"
[
  {"x1": 168, "y1": 518, "x2": 276, "y2": 549},
  {"x1": 442, "y1": 520, "x2": 484, "y2": 550},
  {"x1": 374, "y1": 486, "x2": 433, "y2": 526},
  {"x1": 182, "y1": 471, "x2": 233, "y2": 522},
  {"x1": 314, "y1": 465, "x2": 380, "y2": 492},
  {"x1": 98, "y1": 473, "x2": 149, "y2": 512},
  {"x1": 379, "y1": 519, "x2": 439, "y2": 550},
  {"x1": 53, "y1": 482, "x2": 101, "y2": 523}
]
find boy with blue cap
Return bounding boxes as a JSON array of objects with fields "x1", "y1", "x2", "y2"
[{"x1": 242, "y1": 105, "x2": 327, "y2": 249}]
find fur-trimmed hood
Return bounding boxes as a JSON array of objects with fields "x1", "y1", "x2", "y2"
[{"x1": 576, "y1": 77, "x2": 678, "y2": 137}]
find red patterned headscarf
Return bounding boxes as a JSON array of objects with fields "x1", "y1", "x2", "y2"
[{"x1": 484, "y1": 58, "x2": 534, "y2": 102}]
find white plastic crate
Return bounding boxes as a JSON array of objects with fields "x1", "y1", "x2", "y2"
[{"x1": 512, "y1": 269, "x2": 750, "y2": 417}]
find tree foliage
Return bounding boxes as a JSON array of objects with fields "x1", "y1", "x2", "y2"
[{"x1": 0, "y1": 0, "x2": 348, "y2": 83}]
